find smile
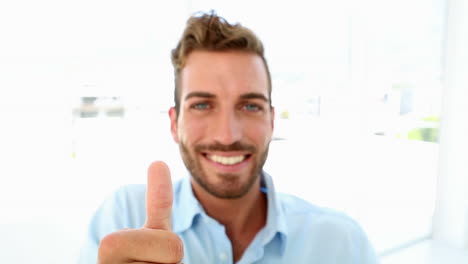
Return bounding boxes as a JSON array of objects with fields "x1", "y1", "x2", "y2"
[{"x1": 205, "y1": 154, "x2": 250, "y2": 165}]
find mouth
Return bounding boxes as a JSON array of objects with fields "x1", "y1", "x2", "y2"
[
  {"x1": 205, "y1": 153, "x2": 250, "y2": 165},
  {"x1": 201, "y1": 152, "x2": 252, "y2": 170}
]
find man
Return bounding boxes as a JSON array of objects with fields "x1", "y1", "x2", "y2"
[{"x1": 79, "y1": 12, "x2": 379, "y2": 264}]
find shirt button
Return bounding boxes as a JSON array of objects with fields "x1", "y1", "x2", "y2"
[{"x1": 219, "y1": 252, "x2": 228, "y2": 261}]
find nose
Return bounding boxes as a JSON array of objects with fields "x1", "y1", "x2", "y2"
[{"x1": 212, "y1": 110, "x2": 242, "y2": 145}]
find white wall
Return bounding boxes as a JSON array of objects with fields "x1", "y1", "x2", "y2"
[{"x1": 433, "y1": 0, "x2": 468, "y2": 249}]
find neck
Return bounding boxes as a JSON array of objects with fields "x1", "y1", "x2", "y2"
[{"x1": 191, "y1": 177, "x2": 267, "y2": 262}]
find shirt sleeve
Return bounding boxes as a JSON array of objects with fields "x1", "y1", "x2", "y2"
[{"x1": 344, "y1": 217, "x2": 380, "y2": 264}]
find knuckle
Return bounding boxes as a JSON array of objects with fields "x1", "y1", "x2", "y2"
[
  {"x1": 166, "y1": 233, "x2": 184, "y2": 262},
  {"x1": 98, "y1": 232, "x2": 123, "y2": 262}
]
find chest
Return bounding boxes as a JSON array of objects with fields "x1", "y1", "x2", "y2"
[{"x1": 177, "y1": 223, "x2": 361, "y2": 264}]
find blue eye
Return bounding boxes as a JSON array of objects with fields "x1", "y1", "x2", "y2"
[
  {"x1": 243, "y1": 104, "x2": 261, "y2": 112},
  {"x1": 192, "y1": 102, "x2": 210, "y2": 110}
]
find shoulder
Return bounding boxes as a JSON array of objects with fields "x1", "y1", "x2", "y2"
[
  {"x1": 100, "y1": 178, "x2": 185, "y2": 225},
  {"x1": 276, "y1": 193, "x2": 378, "y2": 263},
  {"x1": 277, "y1": 192, "x2": 368, "y2": 239},
  {"x1": 89, "y1": 178, "x2": 185, "y2": 230},
  {"x1": 111, "y1": 184, "x2": 147, "y2": 206},
  {"x1": 90, "y1": 184, "x2": 147, "y2": 231},
  {"x1": 276, "y1": 193, "x2": 378, "y2": 262}
]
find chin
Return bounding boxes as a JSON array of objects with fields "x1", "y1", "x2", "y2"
[{"x1": 194, "y1": 169, "x2": 260, "y2": 199}]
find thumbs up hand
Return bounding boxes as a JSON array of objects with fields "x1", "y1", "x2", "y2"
[{"x1": 98, "y1": 162, "x2": 184, "y2": 264}]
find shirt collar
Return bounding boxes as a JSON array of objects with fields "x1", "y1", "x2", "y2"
[
  {"x1": 172, "y1": 171, "x2": 288, "y2": 254},
  {"x1": 261, "y1": 171, "x2": 288, "y2": 254},
  {"x1": 172, "y1": 174, "x2": 204, "y2": 233}
]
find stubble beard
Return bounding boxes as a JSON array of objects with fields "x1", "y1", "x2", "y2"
[{"x1": 179, "y1": 141, "x2": 269, "y2": 199}]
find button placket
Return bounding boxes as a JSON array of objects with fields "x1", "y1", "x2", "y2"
[
  {"x1": 219, "y1": 252, "x2": 228, "y2": 261},
  {"x1": 203, "y1": 214, "x2": 233, "y2": 263}
]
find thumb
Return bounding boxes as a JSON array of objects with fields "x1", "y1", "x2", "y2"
[{"x1": 144, "y1": 161, "x2": 173, "y2": 230}]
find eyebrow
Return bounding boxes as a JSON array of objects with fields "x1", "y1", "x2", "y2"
[
  {"x1": 240, "y1": 93, "x2": 269, "y2": 103},
  {"x1": 184, "y1": 91, "x2": 269, "y2": 102},
  {"x1": 184, "y1": 92, "x2": 216, "y2": 101}
]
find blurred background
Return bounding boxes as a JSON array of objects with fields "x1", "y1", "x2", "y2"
[{"x1": 0, "y1": 0, "x2": 467, "y2": 263}]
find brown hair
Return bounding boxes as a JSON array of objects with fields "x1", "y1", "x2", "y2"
[{"x1": 171, "y1": 11, "x2": 272, "y2": 114}]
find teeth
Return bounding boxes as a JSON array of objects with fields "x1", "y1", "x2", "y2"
[{"x1": 208, "y1": 155, "x2": 246, "y2": 165}]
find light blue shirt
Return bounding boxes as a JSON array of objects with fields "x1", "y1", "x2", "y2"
[{"x1": 78, "y1": 172, "x2": 379, "y2": 263}]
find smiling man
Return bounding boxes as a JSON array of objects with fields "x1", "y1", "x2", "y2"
[
  {"x1": 78, "y1": 12, "x2": 379, "y2": 264},
  {"x1": 173, "y1": 50, "x2": 272, "y2": 204}
]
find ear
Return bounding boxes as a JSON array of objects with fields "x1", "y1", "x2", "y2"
[
  {"x1": 270, "y1": 106, "x2": 275, "y2": 130},
  {"x1": 169, "y1": 107, "x2": 179, "y2": 143}
]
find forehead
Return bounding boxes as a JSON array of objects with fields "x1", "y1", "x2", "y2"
[{"x1": 180, "y1": 50, "x2": 269, "y2": 99}]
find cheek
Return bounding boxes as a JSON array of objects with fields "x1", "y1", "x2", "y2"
[
  {"x1": 177, "y1": 118, "x2": 205, "y2": 144},
  {"x1": 246, "y1": 121, "x2": 273, "y2": 145}
]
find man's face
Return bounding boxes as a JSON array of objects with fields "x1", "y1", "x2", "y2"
[{"x1": 169, "y1": 50, "x2": 274, "y2": 199}]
